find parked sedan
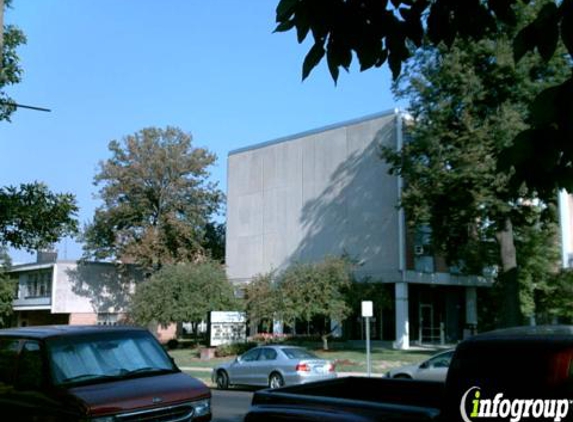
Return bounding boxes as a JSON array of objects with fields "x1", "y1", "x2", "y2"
[
  {"x1": 212, "y1": 345, "x2": 336, "y2": 389},
  {"x1": 385, "y1": 349, "x2": 454, "y2": 382}
]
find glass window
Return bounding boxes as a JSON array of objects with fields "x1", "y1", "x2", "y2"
[
  {"x1": 47, "y1": 331, "x2": 176, "y2": 386},
  {"x1": 282, "y1": 348, "x2": 318, "y2": 360},
  {"x1": 240, "y1": 348, "x2": 260, "y2": 362},
  {"x1": 259, "y1": 348, "x2": 278, "y2": 361},
  {"x1": 17, "y1": 341, "x2": 44, "y2": 390},
  {"x1": 97, "y1": 313, "x2": 119, "y2": 326},
  {"x1": 429, "y1": 351, "x2": 453, "y2": 368},
  {"x1": 0, "y1": 338, "x2": 19, "y2": 386}
]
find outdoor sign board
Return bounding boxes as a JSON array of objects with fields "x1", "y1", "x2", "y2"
[{"x1": 209, "y1": 311, "x2": 247, "y2": 347}]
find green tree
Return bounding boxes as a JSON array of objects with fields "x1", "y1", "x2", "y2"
[
  {"x1": 0, "y1": 182, "x2": 79, "y2": 251},
  {"x1": 537, "y1": 269, "x2": 573, "y2": 323},
  {"x1": 381, "y1": 3, "x2": 569, "y2": 326},
  {"x1": 278, "y1": 256, "x2": 353, "y2": 349},
  {"x1": 83, "y1": 127, "x2": 224, "y2": 272},
  {"x1": 274, "y1": 0, "x2": 573, "y2": 214},
  {"x1": 1, "y1": 0, "x2": 26, "y2": 121},
  {"x1": 130, "y1": 260, "x2": 238, "y2": 338},
  {"x1": 244, "y1": 271, "x2": 279, "y2": 333},
  {"x1": 0, "y1": 246, "x2": 15, "y2": 328},
  {"x1": 201, "y1": 222, "x2": 225, "y2": 263}
]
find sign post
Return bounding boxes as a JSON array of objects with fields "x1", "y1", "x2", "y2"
[{"x1": 361, "y1": 301, "x2": 373, "y2": 377}]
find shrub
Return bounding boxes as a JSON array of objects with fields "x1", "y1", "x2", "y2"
[{"x1": 215, "y1": 341, "x2": 258, "y2": 357}]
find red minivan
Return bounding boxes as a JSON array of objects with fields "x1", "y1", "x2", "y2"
[{"x1": 0, "y1": 325, "x2": 211, "y2": 421}]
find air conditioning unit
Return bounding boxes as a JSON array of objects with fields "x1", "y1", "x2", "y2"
[{"x1": 414, "y1": 245, "x2": 425, "y2": 255}]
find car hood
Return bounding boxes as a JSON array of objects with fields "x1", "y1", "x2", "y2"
[
  {"x1": 388, "y1": 363, "x2": 418, "y2": 376},
  {"x1": 68, "y1": 372, "x2": 210, "y2": 417}
]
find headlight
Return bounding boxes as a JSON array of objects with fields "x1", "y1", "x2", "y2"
[{"x1": 192, "y1": 398, "x2": 211, "y2": 417}]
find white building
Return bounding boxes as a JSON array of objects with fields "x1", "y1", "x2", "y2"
[{"x1": 226, "y1": 110, "x2": 493, "y2": 349}]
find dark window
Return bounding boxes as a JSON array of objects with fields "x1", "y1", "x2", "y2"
[
  {"x1": 259, "y1": 348, "x2": 278, "y2": 361},
  {"x1": 0, "y1": 338, "x2": 20, "y2": 386},
  {"x1": 241, "y1": 348, "x2": 260, "y2": 362},
  {"x1": 17, "y1": 341, "x2": 44, "y2": 390},
  {"x1": 282, "y1": 348, "x2": 318, "y2": 360}
]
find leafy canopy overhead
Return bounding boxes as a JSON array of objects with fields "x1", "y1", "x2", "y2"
[
  {"x1": 82, "y1": 126, "x2": 224, "y2": 271},
  {"x1": 275, "y1": 0, "x2": 573, "y2": 196},
  {"x1": 0, "y1": 183, "x2": 78, "y2": 251},
  {"x1": 1, "y1": 0, "x2": 26, "y2": 121}
]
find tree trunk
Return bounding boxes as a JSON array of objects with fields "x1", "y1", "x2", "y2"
[{"x1": 495, "y1": 217, "x2": 522, "y2": 327}]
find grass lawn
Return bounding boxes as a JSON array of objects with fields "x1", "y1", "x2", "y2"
[{"x1": 169, "y1": 342, "x2": 439, "y2": 375}]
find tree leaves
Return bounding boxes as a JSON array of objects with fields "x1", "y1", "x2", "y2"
[
  {"x1": 83, "y1": 127, "x2": 224, "y2": 271},
  {"x1": 0, "y1": 183, "x2": 78, "y2": 251}
]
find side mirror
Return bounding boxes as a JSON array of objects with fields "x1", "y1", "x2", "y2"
[
  {"x1": 234, "y1": 356, "x2": 241, "y2": 364},
  {"x1": 419, "y1": 361, "x2": 429, "y2": 369}
]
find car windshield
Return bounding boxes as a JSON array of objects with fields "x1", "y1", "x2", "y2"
[
  {"x1": 47, "y1": 331, "x2": 176, "y2": 386},
  {"x1": 282, "y1": 348, "x2": 319, "y2": 360}
]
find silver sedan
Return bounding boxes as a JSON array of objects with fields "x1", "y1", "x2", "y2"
[
  {"x1": 212, "y1": 345, "x2": 337, "y2": 389},
  {"x1": 385, "y1": 349, "x2": 454, "y2": 382}
]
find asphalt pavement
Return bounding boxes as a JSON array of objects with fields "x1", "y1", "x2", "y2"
[{"x1": 211, "y1": 389, "x2": 253, "y2": 422}]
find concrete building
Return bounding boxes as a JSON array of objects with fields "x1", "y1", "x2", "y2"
[
  {"x1": 6, "y1": 252, "x2": 177, "y2": 343},
  {"x1": 226, "y1": 109, "x2": 493, "y2": 349}
]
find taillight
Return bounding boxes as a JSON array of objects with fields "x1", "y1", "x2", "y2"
[
  {"x1": 296, "y1": 363, "x2": 311, "y2": 372},
  {"x1": 328, "y1": 363, "x2": 335, "y2": 372}
]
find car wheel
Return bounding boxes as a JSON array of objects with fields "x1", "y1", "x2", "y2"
[
  {"x1": 394, "y1": 374, "x2": 412, "y2": 379},
  {"x1": 216, "y1": 370, "x2": 230, "y2": 390},
  {"x1": 268, "y1": 372, "x2": 284, "y2": 389}
]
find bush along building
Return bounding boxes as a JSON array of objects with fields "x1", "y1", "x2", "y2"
[{"x1": 225, "y1": 110, "x2": 494, "y2": 349}]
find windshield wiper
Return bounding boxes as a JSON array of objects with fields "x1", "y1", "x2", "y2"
[
  {"x1": 61, "y1": 373, "x2": 117, "y2": 384},
  {"x1": 125, "y1": 367, "x2": 176, "y2": 376}
]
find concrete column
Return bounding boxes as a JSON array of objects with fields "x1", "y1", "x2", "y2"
[
  {"x1": 465, "y1": 287, "x2": 477, "y2": 326},
  {"x1": 394, "y1": 282, "x2": 409, "y2": 349},
  {"x1": 558, "y1": 190, "x2": 572, "y2": 268},
  {"x1": 272, "y1": 318, "x2": 283, "y2": 335}
]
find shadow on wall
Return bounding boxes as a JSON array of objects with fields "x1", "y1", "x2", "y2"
[
  {"x1": 288, "y1": 123, "x2": 399, "y2": 280},
  {"x1": 66, "y1": 262, "x2": 143, "y2": 316}
]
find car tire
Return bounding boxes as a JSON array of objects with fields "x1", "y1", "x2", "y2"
[
  {"x1": 268, "y1": 372, "x2": 284, "y2": 389},
  {"x1": 216, "y1": 370, "x2": 230, "y2": 390}
]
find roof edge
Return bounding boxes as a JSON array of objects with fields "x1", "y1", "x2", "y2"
[{"x1": 229, "y1": 108, "x2": 400, "y2": 156}]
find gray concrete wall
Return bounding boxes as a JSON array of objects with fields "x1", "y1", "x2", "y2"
[
  {"x1": 53, "y1": 262, "x2": 137, "y2": 314},
  {"x1": 226, "y1": 111, "x2": 401, "y2": 283}
]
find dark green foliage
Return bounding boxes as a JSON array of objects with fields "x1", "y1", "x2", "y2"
[
  {"x1": 381, "y1": 2, "x2": 569, "y2": 325},
  {"x1": 0, "y1": 247, "x2": 15, "y2": 328},
  {"x1": 201, "y1": 222, "x2": 225, "y2": 263},
  {"x1": 0, "y1": 183, "x2": 79, "y2": 251},
  {"x1": 1, "y1": 1, "x2": 26, "y2": 121},
  {"x1": 278, "y1": 256, "x2": 353, "y2": 329},
  {"x1": 82, "y1": 127, "x2": 224, "y2": 271},
  {"x1": 130, "y1": 260, "x2": 238, "y2": 328},
  {"x1": 215, "y1": 341, "x2": 258, "y2": 358},
  {"x1": 275, "y1": 0, "x2": 573, "y2": 198}
]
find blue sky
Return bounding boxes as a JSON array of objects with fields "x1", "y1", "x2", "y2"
[{"x1": 1, "y1": 1, "x2": 397, "y2": 263}]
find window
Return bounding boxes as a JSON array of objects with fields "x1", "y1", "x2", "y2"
[
  {"x1": 240, "y1": 348, "x2": 260, "y2": 362},
  {"x1": 0, "y1": 338, "x2": 20, "y2": 386},
  {"x1": 47, "y1": 331, "x2": 175, "y2": 386},
  {"x1": 97, "y1": 313, "x2": 119, "y2": 326},
  {"x1": 23, "y1": 271, "x2": 52, "y2": 298},
  {"x1": 259, "y1": 348, "x2": 277, "y2": 361},
  {"x1": 282, "y1": 348, "x2": 318, "y2": 360},
  {"x1": 17, "y1": 341, "x2": 44, "y2": 390}
]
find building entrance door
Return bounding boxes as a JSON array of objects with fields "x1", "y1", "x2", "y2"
[{"x1": 419, "y1": 304, "x2": 441, "y2": 344}]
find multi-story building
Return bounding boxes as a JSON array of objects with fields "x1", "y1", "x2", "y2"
[
  {"x1": 7, "y1": 251, "x2": 139, "y2": 327},
  {"x1": 225, "y1": 109, "x2": 493, "y2": 349}
]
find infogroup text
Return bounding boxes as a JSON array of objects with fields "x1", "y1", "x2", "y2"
[{"x1": 460, "y1": 387, "x2": 570, "y2": 422}]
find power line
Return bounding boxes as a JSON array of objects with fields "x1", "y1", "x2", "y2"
[{"x1": 0, "y1": 101, "x2": 51, "y2": 112}]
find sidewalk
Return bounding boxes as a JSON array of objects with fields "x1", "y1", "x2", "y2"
[{"x1": 180, "y1": 366, "x2": 385, "y2": 378}]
